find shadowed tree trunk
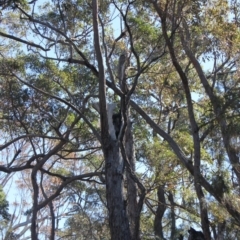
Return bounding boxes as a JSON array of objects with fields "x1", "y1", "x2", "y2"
[
  {"x1": 168, "y1": 191, "x2": 176, "y2": 240},
  {"x1": 154, "y1": 186, "x2": 166, "y2": 240},
  {"x1": 104, "y1": 141, "x2": 131, "y2": 239}
]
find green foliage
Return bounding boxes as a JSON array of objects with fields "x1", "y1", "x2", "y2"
[
  {"x1": 0, "y1": 0, "x2": 29, "y2": 10},
  {"x1": 0, "y1": 187, "x2": 10, "y2": 221},
  {"x1": 0, "y1": 0, "x2": 240, "y2": 239}
]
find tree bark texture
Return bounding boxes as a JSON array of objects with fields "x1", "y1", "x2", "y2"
[
  {"x1": 125, "y1": 118, "x2": 139, "y2": 240},
  {"x1": 92, "y1": 1, "x2": 131, "y2": 239},
  {"x1": 104, "y1": 141, "x2": 131, "y2": 240}
]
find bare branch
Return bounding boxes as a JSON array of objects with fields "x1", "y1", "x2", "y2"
[{"x1": 0, "y1": 31, "x2": 50, "y2": 51}]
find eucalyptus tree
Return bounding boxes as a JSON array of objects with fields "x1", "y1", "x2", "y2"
[{"x1": 0, "y1": 0, "x2": 240, "y2": 239}]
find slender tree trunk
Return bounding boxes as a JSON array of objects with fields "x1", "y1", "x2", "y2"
[
  {"x1": 149, "y1": 4, "x2": 212, "y2": 238},
  {"x1": 179, "y1": 20, "x2": 240, "y2": 186},
  {"x1": 154, "y1": 186, "x2": 166, "y2": 240},
  {"x1": 168, "y1": 191, "x2": 176, "y2": 240},
  {"x1": 31, "y1": 170, "x2": 39, "y2": 240},
  {"x1": 125, "y1": 118, "x2": 139, "y2": 240}
]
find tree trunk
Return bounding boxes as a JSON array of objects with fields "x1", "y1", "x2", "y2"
[
  {"x1": 152, "y1": 5, "x2": 212, "y2": 239},
  {"x1": 217, "y1": 221, "x2": 226, "y2": 240},
  {"x1": 92, "y1": 0, "x2": 131, "y2": 238},
  {"x1": 125, "y1": 118, "x2": 139, "y2": 240},
  {"x1": 168, "y1": 192, "x2": 176, "y2": 240},
  {"x1": 154, "y1": 186, "x2": 166, "y2": 240},
  {"x1": 104, "y1": 140, "x2": 131, "y2": 240}
]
